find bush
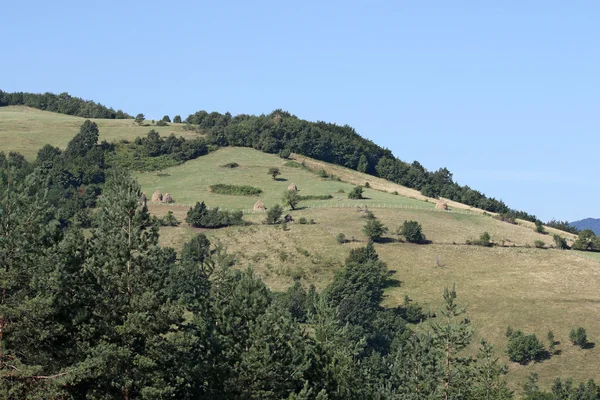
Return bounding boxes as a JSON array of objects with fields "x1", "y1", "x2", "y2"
[
  {"x1": 186, "y1": 201, "x2": 244, "y2": 228},
  {"x1": 279, "y1": 148, "x2": 291, "y2": 159},
  {"x1": 348, "y1": 186, "x2": 364, "y2": 200},
  {"x1": 469, "y1": 232, "x2": 493, "y2": 247},
  {"x1": 534, "y1": 240, "x2": 545, "y2": 249},
  {"x1": 570, "y1": 327, "x2": 588, "y2": 348},
  {"x1": 159, "y1": 210, "x2": 180, "y2": 226},
  {"x1": 156, "y1": 120, "x2": 168, "y2": 126},
  {"x1": 506, "y1": 330, "x2": 546, "y2": 364},
  {"x1": 317, "y1": 169, "x2": 328, "y2": 178},
  {"x1": 392, "y1": 191, "x2": 398, "y2": 195},
  {"x1": 402, "y1": 295, "x2": 425, "y2": 323},
  {"x1": 495, "y1": 213, "x2": 517, "y2": 224},
  {"x1": 173, "y1": 115, "x2": 182, "y2": 123},
  {"x1": 209, "y1": 184, "x2": 262, "y2": 196},
  {"x1": 399, "y1": 220, "x2": 426, "y2": 243},
  {"x1": 363, "y1": 218, "x2": 388, "y2": 242},
  {"x1": 162, "y1": 115, "x2": 171, "y2": 123},
  {"x1": 535, "y1": 220, "x2": 546, "y2": 234},
  {"x1": 553, "y1": 234, "x2": 568, "y2": 250},
  {"x1": 298, "y1": 194, "x2": 333, "y2": 201},
  {"x1": 298, "y1": 217, "x2": 307, "y2": 224},
  {"x1": 364, "y1": 182, "x2": 370, "y2": 188},
  {"x1": 336, "y1": 233, "x2": 346, "y2": 244},
  {"x1": 265, "y1": 204, "x2": 283, "y2": 224},
  {"x1": 221, "y1": 162, "x2": 239, "y2": 168}
]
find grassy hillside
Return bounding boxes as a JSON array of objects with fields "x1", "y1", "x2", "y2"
[
  {"x1": 2, "y1": 106, "x2": 597, "y2": 393},
  {"x1": 0, "y1": 106, "x2": 197, "y2": 159}
]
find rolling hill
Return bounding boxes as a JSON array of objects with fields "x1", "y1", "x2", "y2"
[
  {"x1": 1, "y1": 104, "x2": 599, "y2": 393},
  {"x1": 571, "y1": 218, "x2": 600, "y2": 235}
]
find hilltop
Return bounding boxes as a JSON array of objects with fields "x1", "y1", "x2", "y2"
[
  {"x1": 571, "y1": 218, "x2": 600, "y2": 235},
  {"x1": 1, "y1": 102, "x2": 599, "y2": 394}
]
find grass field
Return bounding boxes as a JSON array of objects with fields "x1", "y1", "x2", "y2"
[
  {"x1": 2, "y1": 107, "x2": 596, "y2": 393},
  {"x1": 0, "y1": 106, "x2": 199, "y2": 159}
]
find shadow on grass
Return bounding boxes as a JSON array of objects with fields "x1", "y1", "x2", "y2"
[
  {"x1": 583, "y1": 342, "x2": 596, "y2": 350},
  {"x1": 275, "y1": 177, "x2": 288, "y2": 181}
]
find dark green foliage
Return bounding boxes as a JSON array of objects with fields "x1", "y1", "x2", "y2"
[
  {"x1": 65, "y1": 120, "x2": 100, "y2": 158},
  {"x1": 114, "y1": 130, "x2": 209, "y2": 171},
  {"x1": 282, "y1": 189, "x2": 300, "y2": 210},
  {"x1": 156, "y1": 119, "x2": 168, "y2": 126},
  {"x1": 298, "y1": 217, "x2": 307, "y2": 224},
  {"x1": 298, "y1": 194, "x2": 333, "y2": 201},
  {"x1": 185, "y1": 201, "x2": 244, "y2": 228},
  {"x1": 209, "y1": 183, "x2": 262, "y2": 196},
  {"x1": 363, "y1": 217, "x2": 388, "y2": 242},
  {"x1": 135, "y1": 113, "x2": 145, "y2": 125},
  {"x1": 336, "y1": 233, "x2": 346, "y2": 244},
  {"x1": 348, "y1": 185, "x2": 364, "y2": 199},
  {"x1": 535, "y1": 220, "x2": 547, "y2": 234},
  {"x1": 279, "y1": 148, "x2": 291, "y2": 159},
  {"x1": 265, "y1": 204, "x2": 283, "y2": 224},
  {"x1": 0, "y1": 90, "x2": 131, "y2": 118},
  {"x1": 495, "y1": 213, "x2": 517, "y2": 224},
  {"x1": 173, "y1": 115, "x2": 182, "y2": 123},
  {"x1": 547, "y1": 331, "x2": 557, "y2": 353},
  {"x1": 162, "y1": 115, "x2": 171, "y2": 122},
  {"x1": 570, "y1": 327, "x2": 588, "y2": 348},
  {"x1": 572, "y1": 229, "x2": 600, "y2": 252},
  {"x1": 534, "y1": 240, "x2": 545, "y2": 249},
  {"x1": 268, "y1": 167, "x2": 281, "y2": 180},
  {"x1": 553, "y1": 234, "x2": 568, "y2": 250},
  {"x1": 159, "y1": 210, "x2": 180, "y2": 226},
  {"x1": 506, "y1": 329, "x2": 546, "y2": 364},
  {"x1": 402, "y1": 295, "x2": 425, "y2": 323},
  {"x1": 399, "y1": 220, "x2": 426, "y2": 243},
  {"x1": 546, "y1": 219, "x2": 579, "y2": 234}
]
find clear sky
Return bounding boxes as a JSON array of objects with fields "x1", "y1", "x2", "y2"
[{"x1": 2, "y1": 1, "x2": 598, "y2": 222}]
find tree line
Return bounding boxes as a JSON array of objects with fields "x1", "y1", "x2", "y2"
[{"x1": 0, "y1": 90, "x2": 131, "y2": 119}]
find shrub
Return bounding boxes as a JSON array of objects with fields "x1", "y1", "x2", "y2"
[
  {"x1": 268, "y1": 167, "x2": 281, "y2": 180},
  {"x1": 317, "y1": 169, "x2": 328, "y2": 178},
  {"x1": 547, "y1": 330, "x2": 556, "y2": 353},
  {"x1": 402, "y1": 295, "x2": 425, "y2": 323},
  {"x1": 186, "y1": 201, "x2": 244, "y2": 228},
  {"x1": 506, "y1": 330, "x2": 546, "y2": 364},
  {"x1": 298, "y1": 217, "x2": 307, "y2": 224},
  {"x1": 162, "y1": 115, "x2": 171, "y2": 123},
  {"x1": 283, "y1": 161, "x2": 302, "y2": 168},
  {"x1": 135, "y1": 113, "x2": 145, "y2": 125},
  {"x1": 553, "y1": 234, "x2": 568, "y2": 250},
  {"x1": 570, "y1": 327, "x2": 588, "y2": 348},
  {"x1": 363, "y1": 218, "x2": 388, "y2": 242},
  {"x1": 348, "y1": 186, "x2": 364, "y2": 200},
  {"x1": 470, "y1": 232, "x2": 493, "y2": 247},
  {"x1": 399, "y1": 220, "x2": 426, "y2": 243},
  {"x1": 495, "y1": 213, "x2": 517, "y2": 224},
  {"x1": 392, "y1": 191, "x2": 398, "y2": 195},
  {"x1": 159, "y1": 210, "x2": 180, "y2": 226},
  {"x1": 309, "y1": 219, "x2": 316, "y2": 225},
  {"x1": 156, "y1": 120, "x2": 168, "y2": 126},
  {"x1": 364, "y1": 182, "x2": 370, "y2": 188},
  {"x1": 534, "y1": 240, "x2": 545, "y2": 249},
  {"x1": 279, "y1": 148, "x2": 291, "y2": 159},
  {"x1": 298, "y1": 194, "x2": 333, "y2": 201},
  {"x1": 173, "y1": 115, "x2": 182, "y2": 123},
  {"x1": 572, "y1": 229, "x2": 600, "y2": 252},
  {"x1": 209, "y1": 184, "x2": 262, "y2": 196},
  {"x1": 265, "y1": 204, "x2": 283, "y2": 224},
  {"x1": 535, "y1": 220, "x2": 546, "y2": 234},
  {"x1": 336, "y1": 233, "x2": 346, "y2": 244},
  {"x1": 221, "y1": 162, "x2": 239, "y2": 168}
]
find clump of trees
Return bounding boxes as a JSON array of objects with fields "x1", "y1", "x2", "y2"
[
  {"x1": 546, "y1": 219, "x2": 579, "y2": 234},
  {"x1": 553, "y1": 234, "x2": 569, "y2": 250},
  {"x1": 570, "y1": 327, "x2": 588, "y2": 348},
  {"x1": 572, "y1": 229, "x2": 600, "y2": 252},
  {"x1": 397, "y1": 220, "x2": 426, "y2": 243},
  {"x1": 186, "y1": 201, "x2": 244, "y2": 228},
  {"x1": 506, "y1": 329, "x2": 546, "y2": 364}
]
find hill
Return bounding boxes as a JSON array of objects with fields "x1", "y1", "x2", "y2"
[
  {"x1": 571, "y1": 218, "x2": 600, "y2": 235},
  {"x1": 1, "y1": 105, "x2": 598, "y2": 394}
]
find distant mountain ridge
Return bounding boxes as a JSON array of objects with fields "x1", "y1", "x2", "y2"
[{"x1": 571, "y1": 218, "x2": 600, "y2": 235}]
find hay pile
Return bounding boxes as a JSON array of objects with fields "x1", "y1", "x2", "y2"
[
  {"x1": 163, "y1": 193, "x2": 174, "y2": 203},
  {"x1": 152, "y1": 190, "x2": 163, "y2": 202},
  {"x1": 253, "y1": 200, "x2": 266, "y2": 212},
  {"x1": 288, "y1": 183, "x2": 298, "y2": 191},
  {"x1": 435, "y1": 199, "x2": 449, "y2": 210}
]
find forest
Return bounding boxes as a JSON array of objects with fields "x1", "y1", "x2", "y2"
[{"x1": 0, "y1": 121, "x2": 598, "y2": 398}]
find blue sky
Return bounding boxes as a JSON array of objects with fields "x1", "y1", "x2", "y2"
[{"x1": 2, "y1": 1, "x2": 598, "y2": 221}]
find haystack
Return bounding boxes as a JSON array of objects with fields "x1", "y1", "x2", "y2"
[
  {"x1": 253, "y1": 200, "x2": 266, "y2": 212},
  {"x1": 288, "y1": 183, "x2": 298, "y2": 191},
  {"x1": 163, "y1": 193, "x2": 174, "y2": 203},
  {"x1": 435, "y1": 199, "x2": 449, "y2": 211},
  {"x1": 151, "y1": 190, "x2": 163, "y2": 202}
]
